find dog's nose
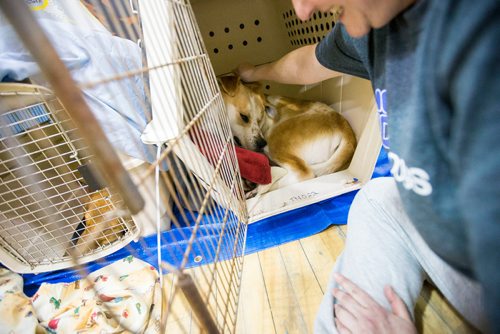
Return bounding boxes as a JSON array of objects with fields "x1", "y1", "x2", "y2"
[{"x1": 256, "y1": 138, "x2": 267, "y2": 149}]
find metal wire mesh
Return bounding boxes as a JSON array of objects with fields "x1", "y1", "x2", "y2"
[
  {"x1": 0, "y1": 84, "x2": 137, "y2": 271},
  {"x1": 0, "y1": 0, "x2": 247, "y2": 332}
]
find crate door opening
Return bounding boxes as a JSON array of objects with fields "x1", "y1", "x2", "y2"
[{"x1": 192, "y1": 0, "x2": 382, "y2": 222}]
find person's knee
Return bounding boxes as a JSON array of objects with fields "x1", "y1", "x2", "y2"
[
  {"x1": 351, "y1": 177, "x2": 397, "y2": 211},
  {"x1": 347, "y1": 177, "x2": 402, "y2": 233}
]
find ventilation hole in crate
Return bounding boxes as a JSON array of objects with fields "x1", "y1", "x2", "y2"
[
  {"x1": 224, "y1": 27, "x2": 230, "y2": 33},
  {"x1": 254, "y1": 19, "x2": 260, "y2": 26},
  {"x1": 209, "y1": 31, "x2": 215, "y2": 37},
  {"x1": 320, "y1": 23, "x2": 324, "y2": 31},
  {"x1": 240, "y1": 23, "x2": 245, "y2": 29},
  {"x1": 295, "y1": 18, "x2": 299, "y2": 25},
  {"x1": 326, "y1": 22, "x2": 330, "y2": 30},
  {"x1": 213, "y1": 48, "x2": 219, "y2": 54},
  {"x1": 318, "y1": 12, "x2": 322, "y2": 18},
  {"x1": 315, "y1": 25, "x2": 319, "y2": 32},
  {"x1": 306, "y1": 27, "x2": 310, "y2": 33},
  {"x1": 265, "y1": 85, "x2": 270, "y2": 90},
  {"x1": 308, "y1": 37, "x2": 312, "y2": 44},
  {"x1": 242, "y1": 40, "x2": 248, "y2": 46},
  {"x1": 313, "y1": 13, "x2": 317, "y2": 20},
  {"x1": 257, "y1": 36, "x2": 262, "y2": 42},
  {"x1": 301, "y1": 27, "x2": 305, "y2": 34},
  {"x1": 228, "y1": 44, "x2": 233, "y2": 50}
]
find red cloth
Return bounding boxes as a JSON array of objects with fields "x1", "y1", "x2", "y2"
[
  {"x1": 235, "y1": 146, "x2": 272, "y2": 185},
  {"x1": 189, "y1": 127, "x2": 271, "y2": 185}
]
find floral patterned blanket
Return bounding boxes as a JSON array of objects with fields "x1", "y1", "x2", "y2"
[{"x1": 0, "y1": 257, "x2": 161, "y2": 333}]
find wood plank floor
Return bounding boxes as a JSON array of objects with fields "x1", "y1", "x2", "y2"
[
  {"x1": 164, "y1": 225, "x2": 479, "y2": 333},
  {"x1": 235, "y1": 225, "x2": 479, "y2": 334}
]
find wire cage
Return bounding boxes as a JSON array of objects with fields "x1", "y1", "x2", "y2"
[
  {"x1": 0, "y1": 83, "x2": 138, "y2": 273},
  {"x1": 0, "y1": 0, "x2": 248, "y2": 332}
]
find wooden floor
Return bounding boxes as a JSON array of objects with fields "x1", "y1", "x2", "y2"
[
  {"x1": 163, "y1": 225, "x2": 479, "y2": 333},
  {"x1": 235, "y1": 225, "x2": 479, "y2": 334}
]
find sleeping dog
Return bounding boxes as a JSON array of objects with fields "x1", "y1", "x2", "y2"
[{"x1": 218, "y1": 74, "x2": 356, "y2": 191}]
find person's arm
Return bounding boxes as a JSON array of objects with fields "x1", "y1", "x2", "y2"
[
  {"x1": 238, "y1": 23, "x2": 369, "y2": 84},
  {"x1": 237, "y1": 44, "x2": 341, "y2": 85}
]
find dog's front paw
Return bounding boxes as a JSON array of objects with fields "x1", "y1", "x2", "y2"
[
  {"x1": 242, "y1": 178, "x2": 258, "y2": 199},
  {"x1": 242, "y1": 178, "x2": 256, "y2": 191},
  {"x1": 245, "y1": 187, "x2": 259, "y2": 199}
]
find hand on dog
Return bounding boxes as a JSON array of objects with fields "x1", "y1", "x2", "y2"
[
  {"x1": 236, "y1": 62, "x2": 257, "y2": 82},
  {"x1": 332, "y1": 273, "x2": 417, "y2": 334}
]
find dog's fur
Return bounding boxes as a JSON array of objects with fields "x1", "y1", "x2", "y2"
[
  {"x1": 219, "y1": 74, "x2": 356, "y2": 189},
  {"x1": 73, "y1": 189, "x2": 124, "y2": 255}
]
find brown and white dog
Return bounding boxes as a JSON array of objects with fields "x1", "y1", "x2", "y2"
[{"x1": 218, "y1": 74, "x2": 357, "y2": 191}]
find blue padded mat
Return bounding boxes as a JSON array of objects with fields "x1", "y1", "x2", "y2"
[{"x1": 21, "y1": 148, "x2": 390, "y2": 296}]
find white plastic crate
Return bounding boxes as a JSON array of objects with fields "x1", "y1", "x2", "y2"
[{"x1": 191, "y1": 0, "x2": 381, "y2": 222}]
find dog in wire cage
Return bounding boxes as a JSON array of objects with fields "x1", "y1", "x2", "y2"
[{"x1": 70, "y1": 188, "x2": 128, "y2": 255}]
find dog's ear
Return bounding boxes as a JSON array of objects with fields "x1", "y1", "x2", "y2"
[
  {"x1": 243, "y1": 81, "x2": 262, "y2": 94},
  {"x1": 218, "y1": 74, "x2": 240, "y2": 97}
]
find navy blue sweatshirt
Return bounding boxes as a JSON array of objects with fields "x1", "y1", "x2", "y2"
[{"x1": 316, "y1": 0, "x2": 500, "y2": 331}]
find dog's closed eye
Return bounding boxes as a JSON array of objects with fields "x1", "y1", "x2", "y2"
[{"x1": 240, "y1": 113, "x2": 249, "y2": 123}]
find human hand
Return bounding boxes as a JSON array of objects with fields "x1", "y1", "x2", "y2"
[
  {"x1": 236, "y1": 62, "x2": 257, "y2": 82},
  {"x1": 332, "y1": 273, "x2": 417, "y2": 334}
]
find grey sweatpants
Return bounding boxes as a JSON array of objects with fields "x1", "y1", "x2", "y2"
[{"x1": 315, "y1": 177, "x2": 486, "y2": 333}]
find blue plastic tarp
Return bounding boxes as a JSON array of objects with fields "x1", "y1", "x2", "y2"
[{"x1": 21, "y1": 148, "x2": 390, "y2": 296}]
